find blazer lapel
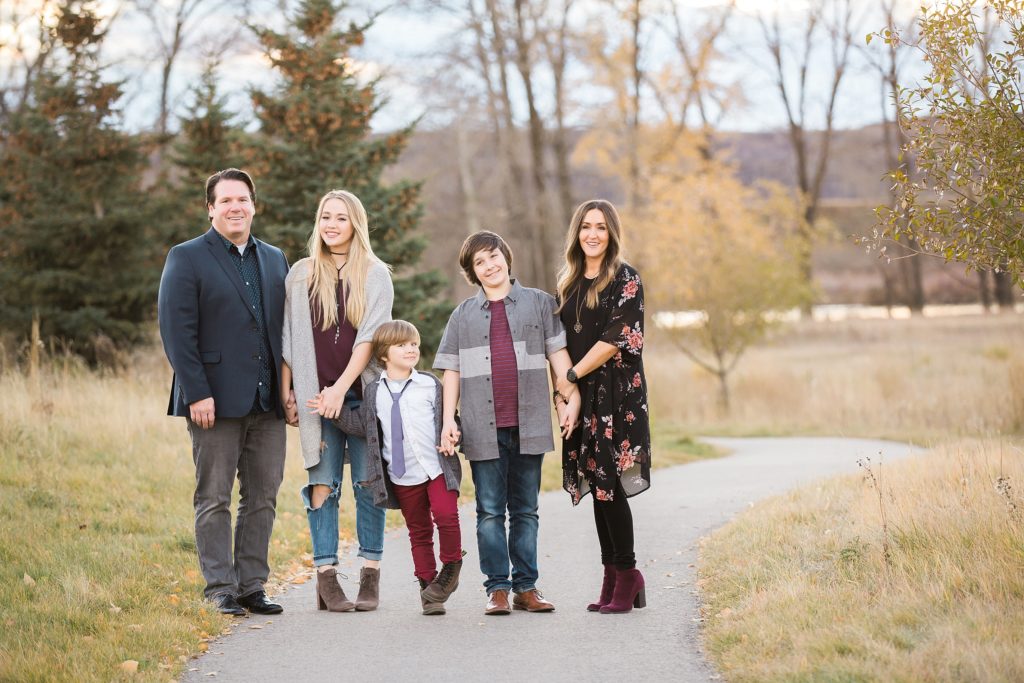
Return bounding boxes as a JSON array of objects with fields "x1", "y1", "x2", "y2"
[{"x1": 203, "y1": 228, "x2": 257, "y2": 321}]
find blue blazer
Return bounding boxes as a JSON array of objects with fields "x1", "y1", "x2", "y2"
[{"x1": 158, "y1": 227, "x2": 289, "y2": 418}]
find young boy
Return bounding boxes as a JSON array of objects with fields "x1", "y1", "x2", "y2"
[
  {"x1": 329, "y1": 320, "x2": 464, "y2": 615},
  {"x1": 433, "y1": 231, "x2": 579, "y2": 616}
]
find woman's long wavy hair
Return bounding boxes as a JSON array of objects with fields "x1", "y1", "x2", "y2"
[
  {"x1": 306, "y1": 190, "x2": 389, "y2": 331},
  {"x1": 555, "y1": 199, "x2": 624, "y2": 311}
]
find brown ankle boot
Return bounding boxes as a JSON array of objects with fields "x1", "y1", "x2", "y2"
[
  {"x1": 316, "y1": 566, "x2": 355, "y2": 612},
  {"x1": 587, "y1": 564, "x2": 617, "y2": 612},
  {"x1": 421, "y1": 559, "x2": 462, "y2": 604},
  {"x1": 355, "y1": 567, "x2": 380, "y2": 611},
  {"x1": 418, "y1": 578, "x2": 446, "y2": 615}
]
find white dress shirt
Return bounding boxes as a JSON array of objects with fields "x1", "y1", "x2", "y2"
[{"x1": 376, "y1": 369, "x2": 443, "y2": 486}]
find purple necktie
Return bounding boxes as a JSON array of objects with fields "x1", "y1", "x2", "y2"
[{"x1": 388, "y1": 379, "x2": 412, "y2": 478}]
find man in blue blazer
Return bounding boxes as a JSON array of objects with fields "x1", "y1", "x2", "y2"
[{"x1": 158, "y1": 168, "x2": 290, "y2": 616}]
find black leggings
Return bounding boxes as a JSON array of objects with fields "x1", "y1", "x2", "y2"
[{"x1": 592, "y1": 481, "x2": 635, "y2": 570}]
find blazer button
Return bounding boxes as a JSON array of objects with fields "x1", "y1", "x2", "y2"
[{"x1": 252, "y1": 353, "x2": 259, "y2": 360}]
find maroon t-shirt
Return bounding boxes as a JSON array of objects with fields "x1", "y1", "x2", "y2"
[
  {"x1": 488, "y1": 299, "x2": 519, "y2": 427},
  {"x1": 311, "y1": 282, "x2": 361, "y2": 398}
]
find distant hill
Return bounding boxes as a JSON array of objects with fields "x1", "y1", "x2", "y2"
[{"x1": 389, "y1": 122, "x2": 1002, "y2": 307}]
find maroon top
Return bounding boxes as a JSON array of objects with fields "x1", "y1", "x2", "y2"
[
  {"x1": 311, "y1": 281, "x2": 361, "y2": 399},
  {"x1": 488, "y1": 299, "x2": 519, "y2": 427}
]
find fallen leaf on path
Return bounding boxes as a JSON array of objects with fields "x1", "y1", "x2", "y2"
[
  {"x1": 168, "y1": 595, "x2": 180, "y2": 605},
  {"x1": 119, "y1": 660, "x2": 139, "y2": 674}
]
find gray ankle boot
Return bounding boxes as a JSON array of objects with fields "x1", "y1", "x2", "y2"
[{"x1": 355, "y1": 567, "x2": 380, "y2": 611}]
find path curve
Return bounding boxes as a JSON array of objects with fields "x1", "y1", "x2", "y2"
[{"x1": 181, "y1": 437, "x2": 917, "y2": 683}]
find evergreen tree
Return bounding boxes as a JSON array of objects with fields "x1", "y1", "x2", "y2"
[
  {"x1": 165, "y1": 61, "x2": 247, "y2": 247},
  {"x1": 0, "y1": 0, "x2": 156, "y2": 362},
  {"x1": 249, "y1": 0, "x2": 449, "y2": 353}
]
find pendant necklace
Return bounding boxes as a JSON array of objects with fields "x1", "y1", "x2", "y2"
[{"x1": 573, "y1": 280, "x2": 587, "y2": 334}]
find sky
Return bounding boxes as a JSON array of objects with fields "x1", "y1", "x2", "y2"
[{"x1": 0, "y1": 0, "x2": 927, "y2": 134}]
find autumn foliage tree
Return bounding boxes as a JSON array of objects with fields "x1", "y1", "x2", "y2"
[
  {"x1": 876, "y1": 0, "x2": 1024, "y2": 282},
  {"x1": 249, "y1": 0, "x2": 448, "y2": 353},
  {"x1": 0, "y1": 0, "x2": 156, "y2": 362},
  {"x1": 636, "y1": 136, "x2": 810, "y2": 412}
]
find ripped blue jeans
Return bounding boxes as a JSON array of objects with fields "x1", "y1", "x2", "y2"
[{"x1": 303, "y1": 415, "x2": 386, "y2": 566}]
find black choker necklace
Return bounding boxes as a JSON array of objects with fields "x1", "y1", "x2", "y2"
[{"x1": 330, "y1": 251, "x2": 348, "y2": 256}]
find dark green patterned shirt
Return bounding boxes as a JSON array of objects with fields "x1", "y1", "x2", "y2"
[{"x1": 217, "y1": 231, "x2": 274, "y2": 413}]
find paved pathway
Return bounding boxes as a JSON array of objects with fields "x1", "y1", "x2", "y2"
[{"x1": 182, "y1": 437, "x2": 917, "y2": 683}]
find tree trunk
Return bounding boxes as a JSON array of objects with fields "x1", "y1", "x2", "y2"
[
  {"x1": 994, "y1": 270, "x2": 1015, "y2": 311},
  {"x1": 978, "y1": 270, "x2": 992, "y2": 311}
]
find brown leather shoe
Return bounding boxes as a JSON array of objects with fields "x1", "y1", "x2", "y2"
[
  {"x1": 484, "y1": 589, "x2": 511, "y2": 615},
  {"x1": 513, "y1": 589, "x2": 555, "y2": 612},
  {"x1": 316, "y1": 566, "x2": 355, "y2": 612}
]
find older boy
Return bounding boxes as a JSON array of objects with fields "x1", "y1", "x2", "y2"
[{"x1": 434, "y1": 231, "x2": 578, "y2": 615}]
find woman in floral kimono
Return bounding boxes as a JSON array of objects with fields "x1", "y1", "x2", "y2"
[{"x1": 555, "y1": 199, "x2": 651, "y2": 614}]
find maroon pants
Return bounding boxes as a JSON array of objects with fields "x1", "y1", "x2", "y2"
[{"x1": 393, "y1": 475, "x2": 462, "y2": 583}]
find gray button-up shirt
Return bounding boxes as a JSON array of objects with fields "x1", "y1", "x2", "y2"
[{"x1": 433, "y1": 279, "x2": 566, "y2": 461}]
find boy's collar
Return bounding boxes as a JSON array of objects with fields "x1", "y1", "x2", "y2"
[
  {"x1": 475, "y1": 278, "x2": 522, "y2": 308},
  {"x1": 378, "y1": 368, "x2": 426, "y2": 384}
]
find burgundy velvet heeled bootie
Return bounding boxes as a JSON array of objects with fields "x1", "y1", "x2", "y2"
[
  {"x1": 600, "y1": 568, "x2": 646, "y2": 614},
  {"x1": 587, "y1": 564, "x2": 617, "y2": 612}
]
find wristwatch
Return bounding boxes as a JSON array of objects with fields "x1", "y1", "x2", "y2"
[{"x1": 566, "y1": 367, "x2": 578, "y2": 384}]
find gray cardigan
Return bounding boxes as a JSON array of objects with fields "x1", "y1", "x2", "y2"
[
  {"x1": 334, "y1": 372, "x2": 462, "y2": 510},
  {"x1": 282, "y1": 257, "x2": 394, "y2": 469}
]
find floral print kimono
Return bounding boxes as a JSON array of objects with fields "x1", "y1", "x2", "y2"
[{"x1": 561, "y1": 263, "x2": 651, "y2": 505}]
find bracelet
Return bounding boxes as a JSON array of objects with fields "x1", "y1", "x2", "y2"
[{"x1": 552, "y1": 389, "x2": 567, "y2": 405}]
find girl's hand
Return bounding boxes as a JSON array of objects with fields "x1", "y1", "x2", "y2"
[{"x1": 307, "y1": 383, "x2": 346, "y2": 419}]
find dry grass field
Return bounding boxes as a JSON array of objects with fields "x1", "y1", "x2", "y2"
[
  {"x1": 665, "y1": 313, "x2": 1024, "y2": 682},
  {"x1": 647, "y1": 313, "x2": 1024, "y2": 442},
  {"x1": 0, "y1": 341, "x2": 709, "y2": 682},
  {"x1": 699, "y1": 440, "x2": 1024, "y2": 682}
]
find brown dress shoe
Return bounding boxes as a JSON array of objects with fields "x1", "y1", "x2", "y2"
[
  {"x1": 513, "y1": 589, "x2": 555, "y2": 612},
  {"x1": 484, "y1": 589, "x2": 511, "y2": 615}
]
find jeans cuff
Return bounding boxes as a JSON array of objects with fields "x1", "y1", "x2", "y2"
[
  {"x1": 313, "y1": 555, "x2": 339, "y2": 567},
  {"x1": 357, "y1": 548, "x2": 383, "y2": 561}
]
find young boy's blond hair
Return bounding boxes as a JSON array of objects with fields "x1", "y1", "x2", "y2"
[{"x1": 371, "y1": 320, "x2": 420, "y2": 365}]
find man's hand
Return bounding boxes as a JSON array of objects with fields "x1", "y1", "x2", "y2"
[
  {"x1": 190, "y1": 397, "x2": 216, "y2": 430},
  {"x1": 283, "y1": 389, "x2": 298, "y2": 427}
]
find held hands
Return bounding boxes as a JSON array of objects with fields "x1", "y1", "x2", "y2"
[
  {"x1": 438, "y1": 418, "x2": 461, "y2": 457},
  {"x1": 189, "y1": 397, "x2": 216, "y2": 430},
  {"x1": 557, "y1": 391, "x2": 581, "y2": 439},
  {"x1": 307, "y1": 382, "x2": 346, "y2": 420},
  {"x1": 283, "y1": 389, "x2": 298, "y2": 427}
]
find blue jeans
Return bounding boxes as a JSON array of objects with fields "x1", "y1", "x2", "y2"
[
  {"x1": 469, "y1": 427, "x2": 544, "y2": 595},
  {"x1": 303, "y1": 413, "x2": 386, "y2": 566}
]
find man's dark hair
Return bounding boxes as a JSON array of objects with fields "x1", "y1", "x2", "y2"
[
  {"x1": 458, "y1": 230, "x2": 514, "y2": 287},
  {"x1": 205, "y1": 168, "x2": 256, "y2": 207}
]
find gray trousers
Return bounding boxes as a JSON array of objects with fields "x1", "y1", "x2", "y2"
[{"x1": 187, "y1": 411, "x2": 286, "y2": 599}]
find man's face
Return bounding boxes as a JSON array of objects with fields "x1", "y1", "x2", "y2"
[{"x1": 208, "y1": 179, "x2": 254, "y2": 244}]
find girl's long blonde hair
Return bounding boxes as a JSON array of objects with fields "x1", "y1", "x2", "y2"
[
  {"x1": 306, "y1": 190, "x2": 389, "y2": 331},
  {"x1": 555, "y1": 199, "x2": 624, "y2": 311}
]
